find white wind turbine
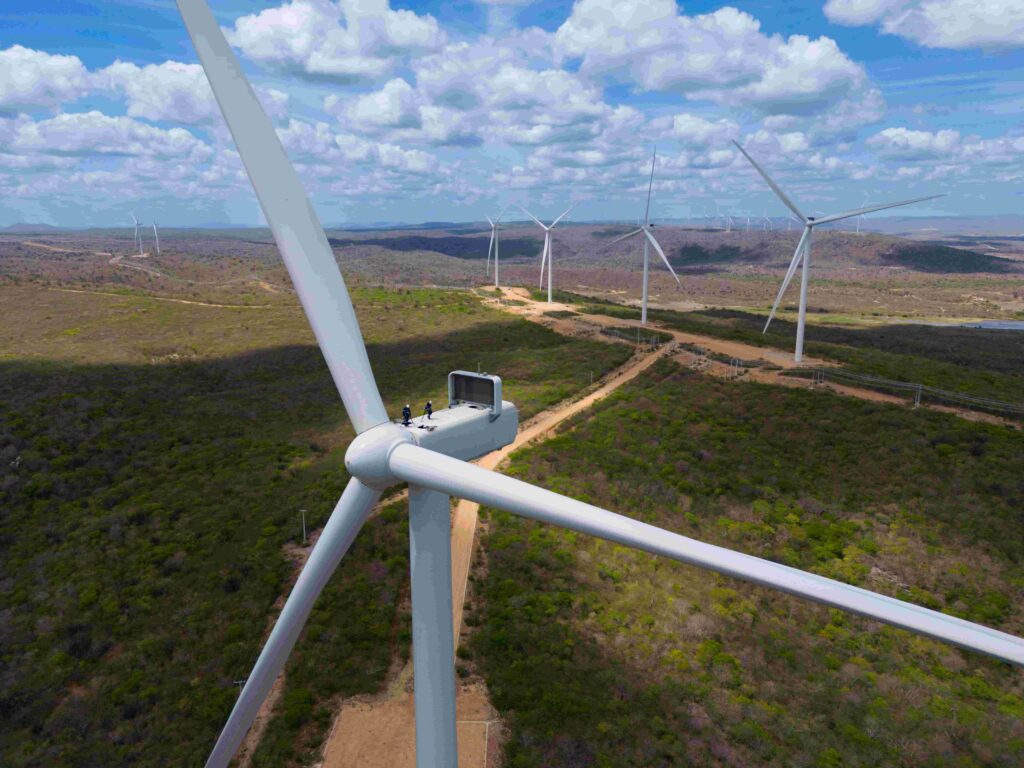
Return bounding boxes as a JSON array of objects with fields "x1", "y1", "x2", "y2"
[
  {"x1": 600, "y1": 150, "x2": 681, "y2": 326},
  {"x1": 130, "y1": 211, "x2": 142, "y2": 255},
  {"x1": 484, "y1": 207, "x2": 508, "y2": 289},
  {"x1": 519, "y1": 202, "x2": 576, "y2": 303},
  {"x1": 855, "y1": 195, "x2": 870, "y2": 235},
  {"x1": 152, "y1": 220, "x2": 161, "y2": 255},
  {"x1": 175, "y1": 5, "x2": 1023, "y2": 768},
  {"x1": 733, "y1": 141, "x2": 944, "y2": 362}
]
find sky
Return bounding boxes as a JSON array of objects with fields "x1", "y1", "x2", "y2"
[{"x1": 0, "y1": 0, "x2": 1022, "y2": 227}]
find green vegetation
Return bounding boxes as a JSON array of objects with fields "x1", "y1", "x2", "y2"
[
  {"x1": 0, "y1": 285, "x2": 632, "y2": 767},
  {"x1": 880, "y1": 244, "x2": 1015, "y2": 273},
  {"x1": 470, "y1": 360, "x2": 1024, "y2": 767},
  {"x1": 327, "y1": 234, "x2": 542, "y2": 260},
  {"x1": 671, "y1": 244, "x2": 748, "y2": 268},
  {"x1": 542, "y1": 310, "x2": 578, "y2": 319}
]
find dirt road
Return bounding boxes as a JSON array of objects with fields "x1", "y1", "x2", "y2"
[
  {"x1": 497, "y1": 288, "x2": 1018, "y2": 429},
  {"x1": 449, "y1": 339, "x2": 674, "y2": 641}
]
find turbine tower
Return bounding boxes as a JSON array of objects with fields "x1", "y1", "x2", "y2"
[
  {"x1": 733, "y1": 140, "x2": 943, "y2": 362},
  {"x1": 520, "y1": 202, "x2": 576, "y2": 303},
  {"x1": 174, "y1": 5, "x2": 1022, "y2": 768},
  {"x1": 600, "y1": 149, "x2": 681, "y2": 326},
  {"x1": 152, "y1": 220, "x2": 161, "y2": 255},
  {"x1": 485, "y1": 207, "x2": 507, "y2": 289}
]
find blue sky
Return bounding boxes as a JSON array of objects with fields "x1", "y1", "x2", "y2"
[{"x1": 1, "y1": 0, "x2": 1022, "y2": 227}]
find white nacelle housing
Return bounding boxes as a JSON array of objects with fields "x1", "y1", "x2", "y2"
[
  {"x1": 403, "y1": 398, "x2": 518, "y2": 463},
  {"x1": 406, "y1": 371, "x2": 516, "y2": 462}
]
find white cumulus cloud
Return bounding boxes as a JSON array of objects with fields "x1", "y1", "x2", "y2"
[
  {"x1": 0, "y1": 46, "x2": 92, "y2": 112},
  {"x1": 227, "y1": 0, "x2": 445, "y2": 83},
  {"x1": 555, "y1": 2, "x2": 869, "y2": 115},
  {"x1": 824, "y1": 0, "x2": 1024, "y2": 50},
  {"x1": 5, "y1": 111, "x2": 212, "y2": 160}
]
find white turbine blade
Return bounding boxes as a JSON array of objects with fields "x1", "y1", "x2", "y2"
[
  {"x1": 731, "y1": 140, "x2": 806, "y2": 222},
  {"x1": 550, "y1": 201, "x2": 578, "y2": 228},
  {"x1": 518, "y1": 205, "x2": 546, "y2": 230},
  {"x1": 598, "y1": 227, "x2": 644, "y2": 250},
  {"x1": 485, "y1": 215, "x2": 494, "y2": 228},
  {"x1": 764, "y1": 226, "x2": 809, "y2": 333},
  {"x1": 643, "y1": 148, "x2": 656, "y2": 226},
  {"x1": 388, "y1": 445, "x2": 1024, "y2": 667},
  {"x1": 177, "y1": 0, "x2": 386, "y2": 434},
  {"x1": 204, "y1": 478, "x2": 381, "y2": 768},
  {"x1": 813, "y1": 194, "x2": 945, "y2": 226},
  {"x1": 643, "y1": 228, "x2": 680, "y2": 285},
  {"x1": 486, "y1": 227, "x2": 494, "y2": 271},
  {"x1": 495, "y1": 204, "x2": 510, "y2": 223}
]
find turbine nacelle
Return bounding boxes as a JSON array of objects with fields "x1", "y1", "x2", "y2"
[{"x1": 345, "y1": 398, "x2": 518, "y2": 490}]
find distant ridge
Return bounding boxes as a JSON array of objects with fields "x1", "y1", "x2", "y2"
[{"x1": 1, "y1": 222, "x2": 63, "y2": 233}]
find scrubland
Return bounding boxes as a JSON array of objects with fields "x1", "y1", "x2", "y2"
[{"x1": 469, "y1": 360, "x2": 1024, "y2": 767}]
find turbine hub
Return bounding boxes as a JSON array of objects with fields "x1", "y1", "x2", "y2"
[{"x1": 345, "y1": 422, "x2": 415, "y2": 489}]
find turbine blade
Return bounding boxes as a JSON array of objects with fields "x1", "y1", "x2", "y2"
[
  {"x1": 732, "y1": 140, "x2": 806, "y2": 222},
  {"x1": 177, "y1": 0, "x2": 387, "y2": 434},
  {"x1": 518, "y1": 205, "x2": 546, "y2": 230},
  {"x1": 643, "y1": 228, "x2": 680, "y2": 285},
  {"x1": 486, "y1": 228, "x2": 494, "y2": 270},
  {"x1": 598, "y1": 228, "x2": 644, "y2": 250},
  {"x1": 813, "y1": 194, "x2": 945, "y2": 226},
  {"x1": 388, "y1": 444, "x2": 1024, "y2": 667},
  {"x1": 496, "y1": 204, "x2": 510, "y2": 223},
  {"x1": 765, "y1": 226, "x2": 810, "y2": 333},
  {"x1": 550, "y1": 201, "x2": 578, "y2": 228},
  {"x1": 643, "y1": 148, "x2": 656, "y2": 226},
  {"x1": 485, "y1": 215, "x2": 494, "y2": 228},
  {"x1": 204, "y1": 478, "x2": 381, "y2": 768}
]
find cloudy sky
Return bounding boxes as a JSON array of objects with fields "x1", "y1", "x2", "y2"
[{"x1": 1, "y1": 0, "x2": 1022, "y2": 227}]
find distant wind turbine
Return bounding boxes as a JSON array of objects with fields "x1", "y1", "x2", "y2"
[
  {"x1": 599, "y1": 149, "x2": 680, "y2": 326},
  {"x1": 855, "y1": 196, "x2": 870, "y2": 235},
  {"x1": 733, "y1": 140, "x2": 943, "y2": 362},
  {"x1": 152, "y1": 220, "x2": 161, "y2": 256},
  {"x1": 130, "y1": 211, "x2": 142, "y2": 255},
  {"x1": 762, "y1": 208, "x2": 772, "y2": 231},
  {"x1": 519, "y1": 202, "x2": 577, "y2": 303},
  {"x1": 485, "y1": 206, "x2": 508, "y2": 289}
]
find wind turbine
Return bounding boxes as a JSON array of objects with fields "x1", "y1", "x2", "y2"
[
  {"x1": 130, "y1": 211, "x2": 142, "y2": 255},
  {"x1": 485, "y1": 207, "x2": 507, "y2": 289},
  {"x1": 519, "y1": 202, "x2": 576, "y2": 303},
  {"x1": 600, "y1": 150, "x2": 680, "y2": 326},
  {"x1": 762, "y1": 208, "x2": 772, "y2": 231},
  {"x1": 152, "y1": 220, "x2": 161, "y2": 256},
  {"x1": 732, "y1": 140, "x2": 943, "y2": 362},
  {"x1": 174, "y1": 5, "x2": 1023, "y2": 767},
  {"x1": 855, "y1": 195, "x2": 870, "y2": 235}
]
